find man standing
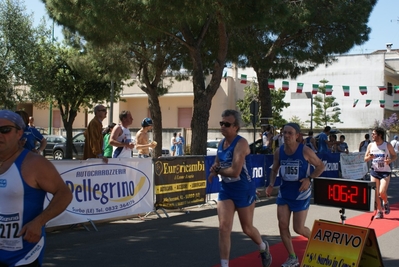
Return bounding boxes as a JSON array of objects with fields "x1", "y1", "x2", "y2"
[
  {"x1": 208, "y1": 109, "x2": 272, "y2": 267},
  {"x1": 109, "y1": 111, "x2": 135, "y2": 158},
  {"x1": 266, "y1": 123, "x2": 325, "y2": 267},
  {"x1": 304, "y1": 131, "x2": 317, "y2": 153},
  {"x1": 135, "y1": 118, "x2": 157, "y2": 158},
  {"x1": 0, "y1": 110, "x2": 72, "y2": 267},
  {"x1": 317, "y1": 126, "x2": 331, "y2": 153},
  {"x1": 176, "y1": 132, "x2": 185, "y2": 156},
  {"x1": 359, "y1": 134, "x2": 371, "y2": 152},
  {"x1": 83, "y1": 104, "x2": 108, "y2": 163},
  {"x1": 365, "y1": 127, "x2": 397, "y2": 219},
  {"x1": 262, "y1": 125, "x2": 273, "y2": 154}
]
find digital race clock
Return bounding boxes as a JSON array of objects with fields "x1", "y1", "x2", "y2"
[{"x1": 313, "y1": 177, "x2": 376, "y2": 211}]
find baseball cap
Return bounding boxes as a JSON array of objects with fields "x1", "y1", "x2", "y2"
[{"x1": 141, "y1": 118, "x2": 153, "y2": 127}]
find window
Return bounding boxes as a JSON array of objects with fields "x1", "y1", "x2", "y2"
[{"x1": 387, "y1": 82, "x2": 393, "y2": 96}]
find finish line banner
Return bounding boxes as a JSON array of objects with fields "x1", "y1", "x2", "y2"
[
  {"x1": 154, "y1": 156, "x2": 206, "y2": 209},
  {"x1": 46, "y1": 158, "x2": 154, "y2": 227}
]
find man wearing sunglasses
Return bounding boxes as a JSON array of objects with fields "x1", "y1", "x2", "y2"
[
  {"x1": 0, "y1": 109, "x2": 72, "y2": 267},
  {"x1": 83, "y1": 104, "x2": 108, "y2": 163},
  {"x1": 208, "y1": 109, "x2": 272, "y2": 267}
]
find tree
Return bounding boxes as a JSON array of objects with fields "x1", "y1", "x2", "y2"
[
  {"x1": 236, "y1": 83, "x2": 289, "y2": 127},
  {"x1": 312, "y1": 79, "x2": 342, "y2": 128},
  {"x1": 42, "y1": 0, "x2": 269, "y2": 156},
  {"x1": 229, "y1": 0, "x2": 376, "y2": 127},
  {"x1": 25, "y1": 36, "x2": 132, "y2": 158},
  {"x1": 0, "y1": 0, "x2": 47, "y2": 109}
]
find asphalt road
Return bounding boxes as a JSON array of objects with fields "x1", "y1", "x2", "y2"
[{"x1": 42, "y1": 176, "x2": 399, "y2": 267}]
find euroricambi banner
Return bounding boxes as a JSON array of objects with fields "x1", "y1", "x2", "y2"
[
  {"x1": 154, "y1": 156, "x2": 207, "y2": 209},
  {"x1": 46, "y1": 158, "x2": 154, "y2": 227}
]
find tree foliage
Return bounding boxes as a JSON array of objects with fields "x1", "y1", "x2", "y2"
[
  {"x1": 236, "y1": 83, "x2": 289, "y2": 128},
  {"x1": 229, "y1": 0, "x2": 376, "y2": 126},
  {"x1": 0, "y1": 0, "x2": 48, "y2": 109},
  {"x1": 312, "y1": 79, "x2": 342, "y2": 128}
]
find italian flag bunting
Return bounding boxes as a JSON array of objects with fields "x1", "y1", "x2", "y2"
[
  {"x1": 223, "y1": 72, "x2": 227, "y2": 81},
  {"x1": 282, "y1": 81, "x2": 289, "y2": 91},
  {"x1": 359, "y1": 86, "x2": 367, "y2": 95},
  {"x1": 268, "y1": 79, "x2": 275, "y2": 89},
  {"x1": 353, "y1": 99, "x2": 359, "y2": 107},
  {"x1": 365, "y1": 99, "x2": 372, "y2": 107},
  {"x1": 380, "y1": 100, "x2": 386, "y2": 108},
  {"x1": 394, "y1": 100, "x2": 399, "y2": 107},
  {"x1": 312, "y1": 84, "x2": 319, "y2": 94},
  {"x1": 325, "y1": 85, "x2": 333, "y2": 95},
  {"x1": 378, "y1": 86, "x2": 386, "y2": 91},
  {"x1": 395, "y1": 85, "x2": 399, "y2": 93},
  {"x1": 343, "y1": 86, "x2": 350, "y2": 96},
  {"x1": 296, "y1": 83, "x2": 304, "y2": 93},
  {"x1": 240, "y1": 74, "x2": 247, "y2": 84}
]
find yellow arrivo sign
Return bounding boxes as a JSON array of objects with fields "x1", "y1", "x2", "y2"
[{"x1": 302, "y1": 220, "x2": 383, "y2": 267}]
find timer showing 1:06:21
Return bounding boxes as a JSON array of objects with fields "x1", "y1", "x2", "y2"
[{"x1": 313, "y1": 177, "x2": 376, "y2": 212}]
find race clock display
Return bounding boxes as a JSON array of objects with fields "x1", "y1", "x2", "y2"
[{"x1": 313, "y1": 177, "x2": 376, "y2": 211}]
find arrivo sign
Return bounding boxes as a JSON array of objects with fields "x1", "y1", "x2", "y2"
[{"x1": 313, "y1": 177, "x2": 375, "y2": 211}]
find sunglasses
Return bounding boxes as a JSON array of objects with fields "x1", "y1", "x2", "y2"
[
  {"x1": 98, "y1": 109, "x2": 107, "y2": 112},
  {"x1": 0, "y1": 125, "x2": 20, "y2": 134},
  {"x1": 219, "y1": 121, "x2": 234, "y2": 127}
]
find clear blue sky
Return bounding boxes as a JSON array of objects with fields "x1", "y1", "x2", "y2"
[{"x1": 25, "y1": 0, "x2": 399, "y2": 54}]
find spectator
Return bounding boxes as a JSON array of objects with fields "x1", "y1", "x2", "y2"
[
  {"x1": 171, "y1": 132, "x2": 177, "y2": 156},
  {"x1": 176, "y1": 132, "x2": 185, "y2": 155},
  {"x1": 28, "y1": 116, "x2": 35, "y2": 128},
  {"x1": 304, "y1": 131, "x2": 317, "y2": 152},
  {"x1": 135, "y1": 118, "x2": 157, "y2": 158},
  {"x1": 273, "y1": 128, "x2": 284, "y2": 149},
  {"x1": 266, "y1": 122, "x2": 325, "y2": 267},
  {"x1": 364, "y1": 127, "x2": 397, "y2": 219},
  {"x1": 390, "y1": 135, "x2": 399, "y2": 168},
  {"x1": 208, "y1": 109, "x2": 272, "y2": 267},
  {"x1": 262, "y1": 125, "x2": 273, "y2": 154},
  {"x1": 328, "y1": 134, "x2": 338, "y2": 153},
  {"x1": 15, "y1": 110, "x2": 47, "y2": 155},
  {"x1": 103, "y1": 123, "x2": 116, "y2": 158},
  {"x1": 83, "y1": 104, "x2": 108, "y2": 163},
  {"x1": 337, "y1": 135, "x2": 349, "y2": 154},
  {"x1": 317, "y1": 126, "x2": 331, "y2": 153},
  {"x1": 0, "y1": 109, "x2": 72, "y2": 267},
  {"x1": 359, "y1": 134, "x2": 371, "y2": 152},
  {"x1": 109, "y1": 111, "x2": 135, "y2": 158}
]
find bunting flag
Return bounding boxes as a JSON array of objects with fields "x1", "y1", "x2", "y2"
[
  {"x1": 343, "y1": 86, "x2": 350, "y2": 97},
  {"x1": 394, "y1": 100, "x2": 399, "y2": 107},
  {"x1": 268, "y1": 79, "x2": 275, "y2": 89},
  {"x1": 240, "y1": 74, "x2": 247, "y2": 84},
  {"x1": 312, "y1": 84, "x2": 319, "y2": 94},
  {"x1": 365, "y1": 99, "x2": 372, "y2": 107},
  {"x1": 296, "y1": 83, "x2": 304, "y2": 93},
  {"x1": 380, "y1": 100, "x2": 386, "y2": 108},
  {"x1": 325, "y1": 85, "x2": 333, "y2": 95},
  {"x1": 359, "y1": 86, "x2": 368, "y2": 95},
  {"x1": 378, "y1": 86, "x2": 386, "y2": 91},
  {"x1": 223, "y1": 72, "x2": 227, "y2": 81},
  {"x1": 282, "y1": 81, "x2": 289, "y2": 91},
  {"x1": 395, "y1": 85, "x2": 399, "y2": 94},
  {"x1": 353, "y1": 99, "x2": 359, "y2": 107}
]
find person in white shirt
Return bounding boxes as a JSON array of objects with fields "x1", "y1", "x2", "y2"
[
  {"x1": 109, "y1": 110, "x2": 135, "y2": 158},
  {"x1": 390, "y1": 135, "x2": 399, "y2": 168}
]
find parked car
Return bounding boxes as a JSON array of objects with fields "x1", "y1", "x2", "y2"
[
  {"x1": 207, "y1": 139, "x2": 221, "y2": 156},
  {"x1": 52, "y1": 133, "x2": 85, "y2": 160},
  {"x1": 43, "y1": 135, "x2": 66, "y2": 157}
]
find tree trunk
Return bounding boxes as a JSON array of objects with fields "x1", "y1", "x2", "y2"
[{"x1": 255, "y1": 68, "x2": 273, "y2": 126}]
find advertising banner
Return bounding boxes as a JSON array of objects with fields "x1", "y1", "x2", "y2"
[
  {"x1": 46, "y1": 158, "x2": 154, "y2": 227},
  {"x1": 317, "y1": 153, "x2": 340, "y2": 178},
  {"x1": 154, "y1": 156, "x2": 207, "y2": 209}
]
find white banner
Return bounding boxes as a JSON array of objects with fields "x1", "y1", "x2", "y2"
[
  {"x1": 45, "y1": 158, "x2": 154, "y2": 227},
  {"x1": 340, "y1": 152, "x2": 368, "y2": 180}
]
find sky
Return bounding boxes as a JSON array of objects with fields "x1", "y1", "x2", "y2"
[{"x1": 25, "y1": 0, "x2": 399, "y2": 54}]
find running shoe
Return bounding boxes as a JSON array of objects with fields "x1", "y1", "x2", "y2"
[
  {"x1": 259, "y1": 240, "x2": 272, "y2": 267},
  {"x1": 384, "y1": 202, "x2": 390, "y2": 214},
  {"x1": 281, "y1": 256, "x2": 299, "y2": 267},
  {"x1": 375, "y1": 211, "x2": 384, "y2": 219}
]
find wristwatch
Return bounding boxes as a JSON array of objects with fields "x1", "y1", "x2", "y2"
[
  {"x1": 215, "y1": 166, "x2": 221, "y2": 173},
  {"x1": 307, "y1": 176, "x2": 313, "y2": 182}
]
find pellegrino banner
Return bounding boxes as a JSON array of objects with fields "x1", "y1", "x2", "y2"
[{"x1": 45, "y1": 158, "x2": 154, "y2": 227}]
